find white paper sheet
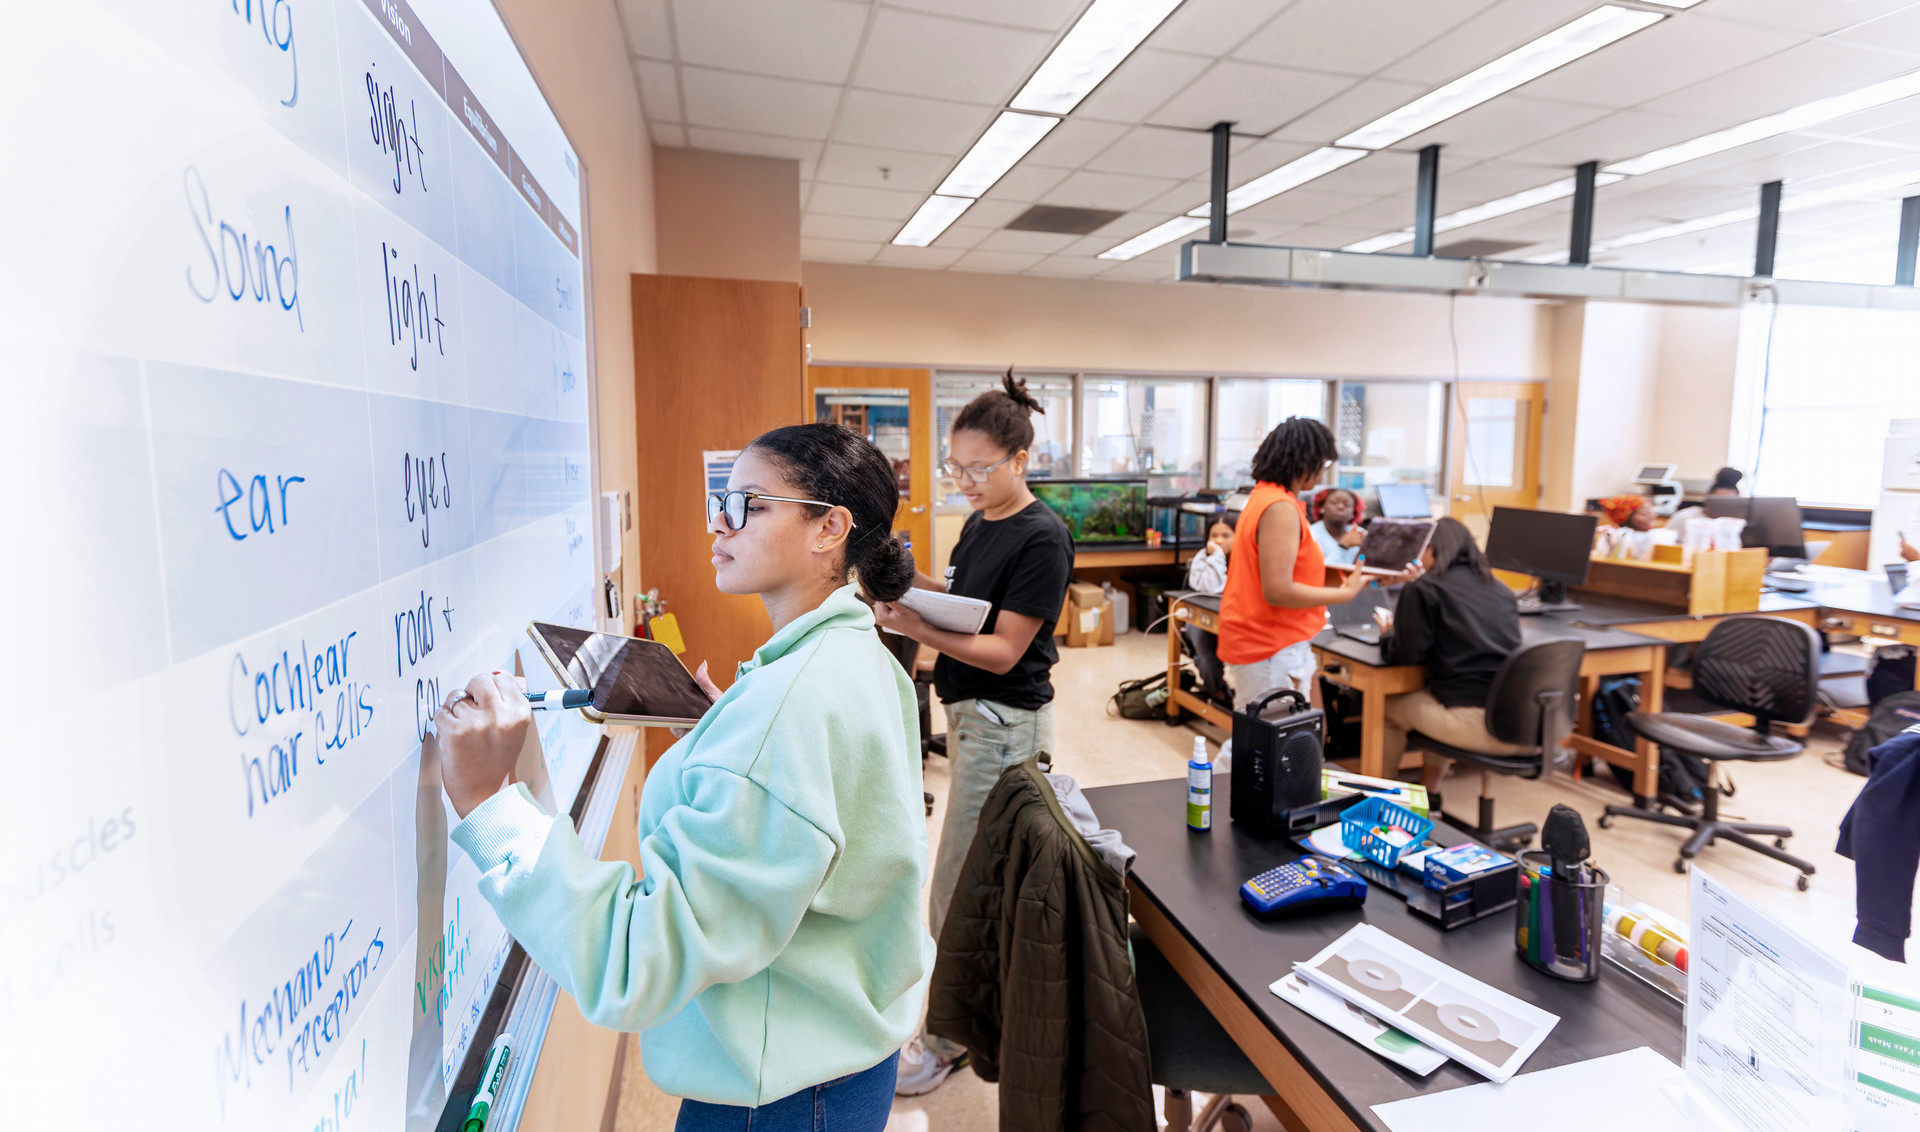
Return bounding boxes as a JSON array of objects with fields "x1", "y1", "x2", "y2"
[
  {"x1": 1270, "y1": 970, "x2": 1448, "y2": 1075},
  {"x1": 1372, "y1": 1047, "x2": 1696, "y2": 1132}
]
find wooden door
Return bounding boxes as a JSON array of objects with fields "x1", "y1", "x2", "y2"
[
  {"x1": 1449, "y1": 382, "x2": 1546, "y2": 536},
  {"x1": 632, "y1": 274, "x2": 805, "y2": 697},
  {"x1": 805, "y1": 366, "x2": 934, "y2": 576}
]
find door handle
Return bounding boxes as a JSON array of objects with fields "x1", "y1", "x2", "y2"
[
  {"x1": 909, "y1": 505, "x2": 927, "y2": 514},
  {"x1": 1454, "y1": 495, "x2": 1472, "y2": 502}
]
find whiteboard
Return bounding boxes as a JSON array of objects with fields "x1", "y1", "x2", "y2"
[{"x1": 0, "y1": 1, "x2": 603, "y2": 1127}]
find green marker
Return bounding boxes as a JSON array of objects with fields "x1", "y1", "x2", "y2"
[{"x1": 463, "y1": 1034, "x2": 514, "y2": 1132}]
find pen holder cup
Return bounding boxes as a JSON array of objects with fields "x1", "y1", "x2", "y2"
[{"x1": 1515, "y1": 851, "x2": 1608, "y2": 982}]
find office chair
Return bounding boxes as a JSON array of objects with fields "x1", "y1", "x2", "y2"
[
  {"x1": 1414, "y1": 637, "x2": 1586, "y2": 852},
  {"x1": 1130, "y1": 923, "x2": 1272, "y2": 1132},
  {"x1": 1598, "y1": 616, "x2": 1819, "y2": 889}
]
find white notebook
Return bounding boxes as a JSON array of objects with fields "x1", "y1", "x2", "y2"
[{"x1": 889, "y1": 588, "x2": 991, "y2": 635}]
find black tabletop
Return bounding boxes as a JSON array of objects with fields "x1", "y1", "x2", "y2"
[
  {"x1": 1087, "y1": 777, "x2": 1682, "y2": 1131},
  {"x1": 1310, "y1": 612, "x2": 1664, "y2": 668},
  {"x1": 1570, "y1": 592, "x2": 1820, "y2": 627}
]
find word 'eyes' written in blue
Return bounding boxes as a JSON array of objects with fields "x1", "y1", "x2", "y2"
[
  {"x1": 403, "y1": 451, "x2": 449, "y2": 548},
  {"x1": 185, "y1": 167, "x2": 304, "y2": 331},
  {"x1": 217, "y1": 469, "x2": 305, "y2": 541},
  {"x1": 365, "y1": 65, "x2": 427, "y2": 196},
  {"x1": 381, "y1": 242, "x2": 445, "y2": 371},
  {"x1": 230, "y1": 0, "x2": 298, "y2": 107}
]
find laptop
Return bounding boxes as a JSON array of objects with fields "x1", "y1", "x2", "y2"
[
  {"x1": 1353, "y1": 518, "x2": 1437, "y2": 576},
  {"x1": 1331, "y1": 585, "x2": 1396, "y2": 645},
  {"x1": 1374, "y1": 483, "x2": 1433, "y2": 519}
]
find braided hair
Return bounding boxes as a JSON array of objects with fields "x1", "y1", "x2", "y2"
[{"x1": 1250, "y1": 417, "x2": 1337, "y2": 491}]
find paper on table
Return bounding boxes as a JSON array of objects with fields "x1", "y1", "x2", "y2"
[
  {"x1": 1372, "y1": 1047, "x2": 1696, "y2": 1132},
  {"x1": 1270, "y1": 970, "x2": 1448, "y2": 1076},
  {"x1": 1307, "y1": 822, "x2": 1366, "y2": 862},
  {"x1": 888, "y1": 588, "x2": 991, "y2": 635},
  {"x1": 1850, "y1": 976, "x2": 1920, "y2": 1131},
  {"x1": 1295, "y1": 923, "x2": 1559, "y2": 1082}
]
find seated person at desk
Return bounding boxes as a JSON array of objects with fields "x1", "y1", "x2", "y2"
[
  {"x1": 1596, "y1": 494, "x2": 1656, "y2": 532},
  {"x1": 1374, "y1": 517, "x2": 1528, "y2": 789},
  {"x1": 1184, "y1": 521, "x2": 1235, "y2": 705},
  {"x1": 1218, "y1": 417, "x2": 1372, "y2": 708},
  {"x1": 1309, "y1": 487, "x2": 1365, "y2": 567},
  {"x1": 1665, "y1": 467, "x2": 1742, "y2": 540}
]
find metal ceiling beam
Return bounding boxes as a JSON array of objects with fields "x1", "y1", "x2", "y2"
[
  {"x1": 1898, "y1": 194, "x2": 1920, "y2": 287},
  {"x1": 1412, "y1": 144, "x2": 1441, "y2": 257},
  {"x1": 1569, "y1": 161, "x2": 1598, "y2": 267},
  {"x1": 1755, "y1": 180, "x2": 1782, "y2": 278},
  {"x1": 1208, "y1": 121, "x2": 1232, "y2": 244}
]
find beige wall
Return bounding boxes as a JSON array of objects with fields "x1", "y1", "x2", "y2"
[
  {"x1": 498, "y1": 0, "x2": 657, "y2": 610},
  {"x1": 802, "y1": 263, "x2": 1555, "y2": 378},
  {"x1": 655, "y1": 149, "x2": 803, "y2": 283},
  {"x1": 1649, "y1": 304, "x2": 1741, "y2": 481}
]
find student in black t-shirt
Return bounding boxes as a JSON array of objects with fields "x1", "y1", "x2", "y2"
[{"x1": 872, "y1": 372, "x2": 1074, "y2": 1096}]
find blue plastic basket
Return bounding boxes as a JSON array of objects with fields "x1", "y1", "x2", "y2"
[{"x1": 1340, "y1": 796, "x2": 1434, "y2": 869}]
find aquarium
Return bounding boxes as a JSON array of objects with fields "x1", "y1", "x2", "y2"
[{"x1": 1030, "y1": 479, "x2": 1150, "y2": 544}]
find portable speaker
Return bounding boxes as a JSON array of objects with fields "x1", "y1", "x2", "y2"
[{"x1": 1230, "y1": 688, "x2": 1326, "y2": 838}]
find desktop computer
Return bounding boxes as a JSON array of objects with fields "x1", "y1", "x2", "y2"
[
  {"x1": 1703, "y1": 496, "x2": 1809, "y2": 591},
  {"x1": 1485, "y1": 507, "x2": 1599, "y2": 614},
  {"x1": 1375, "y1": 483, "x2": 1433, "y2": 519}
]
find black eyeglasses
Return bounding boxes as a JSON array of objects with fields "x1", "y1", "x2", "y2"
[
  {"x1": 707, "y1": 490, "x2": 848, "y2": 532},
  {"x1": 937, "y1": 453, "x2": 1015, "y2": 484}
]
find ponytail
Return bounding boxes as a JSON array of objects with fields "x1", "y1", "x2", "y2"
[
  {"x1": 951, "y1": 368, "x2": 1043, "y2": 455},
  {"x1": 745, "y1": 423, "x2": 917, "y2": 602}
]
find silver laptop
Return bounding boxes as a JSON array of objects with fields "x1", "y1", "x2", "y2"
[{"x1": 1331, "y1": 585, "x2": 1396, "y2": 645}]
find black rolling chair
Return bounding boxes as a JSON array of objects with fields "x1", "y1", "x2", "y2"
[
  {"x1": 1599, "y1": 616, "x2": 1820, "y2": 889},
  {"x1": 1413, "y1": 637, "x2": 1586, "y2": 852}
]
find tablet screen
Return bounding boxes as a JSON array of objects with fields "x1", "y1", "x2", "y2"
[
  {"x1": 529, "y1": 623, "x2": 714, "y2": 724},
  {"x1": 1356, "y1": 519, "x2": 1436, "y2": 573}
]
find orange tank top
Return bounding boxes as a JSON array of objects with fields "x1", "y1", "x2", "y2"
[{"x1": 1218, "y1": 482, "x2": 1326, "y2": 665}]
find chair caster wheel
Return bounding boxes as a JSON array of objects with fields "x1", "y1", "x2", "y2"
[
  {"x1": 1220, "y1": 1103, "x2": 1253, "y2": 1132},
  {"x1": 1797, "y1": 874, "x2": 1811, "y2": 891},
  {"x1": 1673, "y1": 857, "x2": 1688, "y2": 874},
  {"x1": 1598, "y1": 814, "x2": 1614, "y2": 829},
  {"x1": 1774, "y1": 837, "x2": 1788, "y2": 849}
]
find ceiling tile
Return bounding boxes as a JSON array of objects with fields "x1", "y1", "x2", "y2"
[
  {"x1": 980, "y1": 164, "x2": 1073, "y2": 202},
  {"x1": 951, "y1": 199, "x2": 1031, "y2": 227},
  {"x1": 1138, "y1": 177, "x2": 1209, "y2": 213},
  {"x1": 953, "y1": 249, "x2": 1049, "y2": 272},
  {"x1": 1025, "y1": 255, "x2": 1114, "y2": 277},
  {"x1": 1519, "y1": 15, "x2": 1805, "y2": 112},
  {"x1": 1271, "y1": 221, "x2": 1392, "y2": 248},
  {"x1": 852, "y1": 9, "x2": 1054, "y2": 105},
  {"x1": 1379, "y1": 0, "x2": 1614, "y2": 86},
  {"x1": 814, "y1": 143, "x2": 955, "y2": 192},
  {"x1": 652, "y1": 121, "x2": 687, "y2": 147},
  {"x1": 882, "y1": 0, "x2": 1086, "y2": 33},
  {"x1": 684, "y1": 127, "x2": 823, "y2": 177},
  {"x1": 871, "y1": 243, "x2": 971, "y2": 268},
  {"x1": 1433, "y1": 158, "x2": 1574, "y2": 210},
  {"x1": 1268, "y1": 77, "x2": 1429, "y2": 144},
  {"x1": 635, "y1": 60, "x2": 683, "y2": 123},
  {"x1": 1323, "y1": 195, "x2": 1435, "y2": 229},
  {"x1": 1518, "y1": 108, "x2": 1723, "y2": 167},
  {"x1": 974, "y1": 229, "x2": 1080, "y2": 254},
  {"x1": 672, "y1": 0, "x2": 870, "y2": 84},
  {"x1": 1083, "y1": 127, "x2": 1217, "y2": 178},
  {"x1": 801, "y1": 236, "x2": 880, "y2": 261},
  {"x1": 1640, "y1": 39, "x2": 1920, "y2": 125},
  {"x1": 1830, "y1": 4, "x2": 1920, "y2": 52},
  {"x1": 831, "y1": 90, "x2": 997, "y2": 154},
  {"x1": 1097, "y1": 250, "x2": 1183, "y2": 281},
  {"x1": 1235, "y1": 0, "x2": 1501, "y2": 78},
  {"x1": 1704, "y1": 0, "x2": 1920, "y2": 36},
  {"x1": 1040, "y1": 169, "x2": 1186, "y2": 210},
  {"x1": 681, "y1": 68, "x2": 842, "y2": 138},
  {"x1": 806, "y1": 182, "x2": 929, "y2": 219},
  {"x1": 1296, "y1": 149, "x2": 1416, "y2": 195},
  {"x1": 1802, "y1": 93, "x2": 1920, "y2": 144},
  {"x1": 931, "y1": 224, "x2": 997, "y2": 249},
  {"x1": 1074, "y1": 49, "x2": 1215, "y2": 124},
  {"x1": 1024, "y1": 119, "x2": 1132, "y2": 168},
  {"x1": 1146, "y1": 61, "x2": 1357, "y2": 134},
  {"x1": 619, "y1": 0, "x2": 674, "y2": 59},
  {"x1": 1232, "y1": 185, "x2": 1374, "y2": 225},
  {"x1": 1396, "y1": 95, "x2": 1612, "y2": 160},
  {"x1": 1151, "y1": 0, "x2": 1290, "y2": 58},
  {"x1": 802, "y1": 213, "x2": 905, "y2": 241}
]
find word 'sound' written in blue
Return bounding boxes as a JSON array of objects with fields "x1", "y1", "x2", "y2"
[{"x1": 184, "y1": 167, "x2": 304, "y2": 331}]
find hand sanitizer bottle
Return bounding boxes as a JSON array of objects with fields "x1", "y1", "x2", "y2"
[{"x1": 1187, "y1": 736, "x2": 1213, "y2": 832}]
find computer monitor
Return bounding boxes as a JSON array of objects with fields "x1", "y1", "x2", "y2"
[
  {"x1": 1374, "y1": 483, "x2": 1432, "y2": 519},
  {"x1": 1485, "y1": 506, "x2": 1599, "y2": 611},
  {"x1": 1703, "y1": 496, "x2": 1806, "y2": 560}
]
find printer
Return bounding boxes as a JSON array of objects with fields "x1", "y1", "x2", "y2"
[{"x1": 1630, "y1": 463, "x2": 1683, "y2": 516}]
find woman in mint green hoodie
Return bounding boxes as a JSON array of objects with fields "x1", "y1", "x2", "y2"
[{"x1": 435, "y1": 423, "x2": 932, "y2": 1131}]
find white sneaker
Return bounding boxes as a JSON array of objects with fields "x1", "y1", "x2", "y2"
[{"x1": 894, "y1": 1035, "x2": 966, "y2": 1096}]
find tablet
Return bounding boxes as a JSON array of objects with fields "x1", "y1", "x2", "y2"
[
  {"x1": 526, "y1": 622, "x2": 714, "y2": 727},
  {"x1": 1353, "y1": 518, "x2": 1436, "y2": 576},
  {"x1": 891, "y1": 588, "x2": 991, "y2": 635}
]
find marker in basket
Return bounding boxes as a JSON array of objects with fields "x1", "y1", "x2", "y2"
[{"x1": 463, "y1": 1034, "x2": 514, "y2": 1132}]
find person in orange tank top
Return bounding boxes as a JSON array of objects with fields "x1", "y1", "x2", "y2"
[{"x1": 1218, "y1": 418, "x2": 1378, "y2": 709}]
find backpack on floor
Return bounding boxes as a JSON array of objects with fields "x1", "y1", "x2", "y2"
[
  {"x1": 1843, "y1": 690, "x2": 1920, "y2": 775},
  {"x1": 1109, "y1": 667, "x2": 1196, "y2": 720},
  {"x1": 1596, "y1": 676, "x2": 1713, "y2": 807}
]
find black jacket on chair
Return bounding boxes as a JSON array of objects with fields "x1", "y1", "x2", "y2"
[{"x1": 1837, "y1": 725, "x2": 1920, "y2": 961}]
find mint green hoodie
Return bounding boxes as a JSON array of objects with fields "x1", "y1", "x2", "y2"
[{"x1": 452, "y1": 586, "x2": 932, "y2": 1105}]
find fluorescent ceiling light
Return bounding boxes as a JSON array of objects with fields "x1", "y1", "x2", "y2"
[
  {"x1": 893, "y1": 195, "x2": 975, "y2": 247},
  {"x1": 1606, "y1": 70, "x2": 1920, "y2": 176},
  {"x1": 935, "y1": 112, "x2": 1060, "y2": 198},
  {"x1": 1595, "y1": 207, "x2": 1759, "y2": 253},
  {"x1": 1011, "y1": 0, "x2": 1185, "y2": 115},
  {"x1": 1340, "y1": 172, "x2": 1627, "y2": 253},
  {"x1": 1199, "y1": 147, "x2": 1371, "y2": 216},
  {"x1": 1336, "y1": 5, "x2": 1663, "y2": 150},
  {"x1": 1099, "y1": 216, "x2": 1207, "y2": 261},
  {"x1": 1588, "y1": 166, "x2": 1920, "y2": 254}
]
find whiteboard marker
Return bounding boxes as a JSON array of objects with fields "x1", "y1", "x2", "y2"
[
  {"x1": 463, "y1": 1034, "x2": 514, "y2": 1132},
  {"x1": 525, "y1": 689, "x2": 590, "y2": 711}
]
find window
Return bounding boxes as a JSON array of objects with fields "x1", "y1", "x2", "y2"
[
  {"x1": 1212, "y1": 378, "x2": 1327, "y2": 488},
  {"x1": 1336, "y1": 381, "x2": 1446, "y2": 498},
  {"x1": 934, "y1": 372, "x2": 1073, "y2": 503},
  {"x1": 1080, "y1": 376, "x2": 1208, "y2": 492},
  {"x1": 1735, "y1": 305, "x2": 1920, "y2": 507}
]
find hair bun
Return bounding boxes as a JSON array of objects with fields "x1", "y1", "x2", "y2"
[
  {"x1": 1001, "y1": 368, "x2": 1044, "y2": 415},
  {"x1": 856, "y1": 531, "x2": 916, "y2": 603}
]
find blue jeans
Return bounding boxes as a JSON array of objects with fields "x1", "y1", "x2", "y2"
[{"x1": 674, "y1": 1055, "x2": 898, "y2": 1132}]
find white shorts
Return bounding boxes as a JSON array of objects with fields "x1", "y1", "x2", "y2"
[{"x1": 1226, "y1": 640, "x2": 1316, "y2": 710}]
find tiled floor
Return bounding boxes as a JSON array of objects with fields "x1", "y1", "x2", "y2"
[{"x1": 617, "y1": 628, "x2": 1883, "y2": 1132}]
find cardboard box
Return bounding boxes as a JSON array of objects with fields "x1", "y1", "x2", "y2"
[
  {"x1": 1066, "y1": 599, "x2": 1114, "y2": 647},
  {"x1": 1067, "y1": 581, "x2": 1105, "y2": 609}
]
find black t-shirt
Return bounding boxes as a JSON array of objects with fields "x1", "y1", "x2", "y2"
[{"x1": 933, "y1": 500, "x2": 1075, "y2": 710}]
